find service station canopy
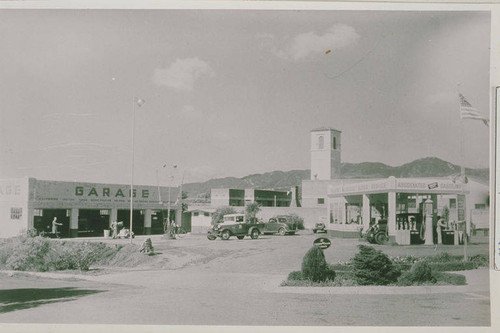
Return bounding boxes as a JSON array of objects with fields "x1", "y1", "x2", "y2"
[{"x1": 328, "y1": 177, "x2": 468, "y2": 197}]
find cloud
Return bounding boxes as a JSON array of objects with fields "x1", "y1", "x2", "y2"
[
  {"x1": 153, "y1": 57, "x2": 215, "y2": 91},
  {"x1": 273, "y1": 24, "x2": 360, "y2": 61}
]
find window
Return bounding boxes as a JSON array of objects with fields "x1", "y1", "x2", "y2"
[
  {"x1": 34, "y1": 209, "x2": 43, "y2": 217},
  {"x1": 204, "y1": 212, "x2": 210, "y2": 217},
  {"x1": 11, "y1": 208, "x2": 22, "y2": 220},
  {"x1": 236, "y1": 215, "x2": 244, "y2": 222},
  {"x1": 475, "y1": 204, "x2": 486, "y2": 209},
  {"x1": 100, "y1": 209, "x2": 109, "y2": 215},
  {"x1": 318, "y1": 136, "x2": 324, "y2": 149},
  {"x1": 332, "y1": 136, "x2": 337, "y2": 150},
  {"x1": 317, "y1": 198, "x2": 325, "y2": 205},
  {"x1": 193, "y1": 212, "x2": 199, "y2": 216},
  {"x1": 449, "y1": 198, "x2": 457, "y2": 209}
]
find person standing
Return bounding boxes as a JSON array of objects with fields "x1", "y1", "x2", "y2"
[
  {"x1": 436, "y1": 216, "x2": 447, "y2": 244},
  {"x1": 52, "y1": 217, "x2": 62, "y2": 237}
]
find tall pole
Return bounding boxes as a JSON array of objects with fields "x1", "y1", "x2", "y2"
[
  {"x1": 130, "y1": 96, "x2": 136, "y2": 244},
  {"x1": 457, "y1": 83, "x2": 468, "y2": 261}
]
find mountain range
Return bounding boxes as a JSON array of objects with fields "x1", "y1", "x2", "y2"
[{"x1": 183, "y1": 157, "x2": 489, "y2": 203}]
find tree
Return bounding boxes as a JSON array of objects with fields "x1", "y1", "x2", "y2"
[
  {"x1": 211, "y1": 206, "x2": 238, "y2": 225},
  {"x1": 301, "y1": 246, "x2": 335, "y2": 282},
  {"x1": 245, "y1": 202, "x2": 261, "y2": 223},
  {"x1": 181, "y1": 191, "x2": 188, "y2": 212}
]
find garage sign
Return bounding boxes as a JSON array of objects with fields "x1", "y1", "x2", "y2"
[{"x1": 313, "y1": 237, "x2": 331, "y2": 250}]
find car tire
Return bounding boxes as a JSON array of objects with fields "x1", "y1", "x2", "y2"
[
  {"x1": 221, "y1": 230, "x2": 231, "y2": 240},
  {"x1": 250, "y1": 229, "x2": 259, "y2": 239},
  {"x1": 236, "y1": 235, "x2": 244, "y2": 240},
  {"x1": 278, "y1": 228, "x2": 286, "y2": 236},
  {"x1": 374, "y1": 232, "x2": 388, "y2": 245}
]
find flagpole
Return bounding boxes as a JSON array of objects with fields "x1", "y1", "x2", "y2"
[
  {"x1": 130, "y1": 96, "x2": 136, "y2": 244},
  {"x1": 457, "y1": 83, "x2": 468, "y2": 261}
]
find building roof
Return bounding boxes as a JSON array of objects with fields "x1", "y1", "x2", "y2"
[
  {"x1": 311, "y1": 127, "x2": 342, "y2": 133},
  {"x1": 186, "y1": 207, "x2": 217, "y2": 213}
]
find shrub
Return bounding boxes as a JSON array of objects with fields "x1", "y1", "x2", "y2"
[
  {"x1": 410, "y1": 261, "x2": 434, "y2": 282},
  {"x1": 288, "y1": 214, "x2": 305, "y2": 230},
  {"x1": 52, "y1": 242, "x2": 99, "y2": 271},
  {"x1": 287, "y1": 270, "x2": 305, "y2": 281},
  {"x1": 352, "y1": 245, "x2": 401, "y2": 285},
  {"x1": 398, "y1": 261, "x2": 436, "y2": 286},
  {"x1": 433, "y1": 272, "x2": 467, "y2": 285},
  {"x1": 301, "y1": 246, "x2": 335, "y2": 282},
  {"x1": 211, "y1": 206, "x2": 238, "y2": 225},
  {"x1": 427, "y1": 261, "x2": 475, "y2": 272},
  {"x1": 26, "y1": 228, "x2": 39, "y2": 238},
  {"x1": 6, "y1": 236, "x2": 51, "y2": 271},
  {"x1": 469, "y1": 254, "x2": 489, "y2": 268}
]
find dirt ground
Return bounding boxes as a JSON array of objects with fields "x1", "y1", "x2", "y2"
[{"x1": 0, "y1": 231, "x2": 493, "y2": 329}]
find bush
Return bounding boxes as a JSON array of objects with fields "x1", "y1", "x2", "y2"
[
  {"x1": 287, "y1": 270, "x2": 305, "y2": 281},
  {"x1": 469, "y1": 254, "x2": 489, "y2": 268},
  {"x1": 6, "y1": 236, "x2": 52, "y2": 271},
  {"x1": 410, "y1": 261, "x2": 434, "y2": 282},
  {"x1": 433, "y1": 272, "x2": 467, "y2": 285},
  {"x1": 398, "y1": 261, "x2": 436, "y2": 286},
  {"x1": 352, "y1": 245, "x2": 401, "y2": 285},
  {"x1": 211, "y1": 206, "x2": 238, "y2": 225},
  {"x1": 301, "y1": 246, "x2": 335, "y2": 282},
  {"x1": 427, "y1": 261, "x2": 475, "y2": 272},
  {"x1": 51, "y1": 242, "x2": 100, "y2": 271},
  {"x1": 288, "y1": 214, "x2": 305, "y2": 230}
]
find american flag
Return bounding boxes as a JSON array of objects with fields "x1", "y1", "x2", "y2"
[{"x1": 459, "y1": 93, "x2": 488, "y2": 126}]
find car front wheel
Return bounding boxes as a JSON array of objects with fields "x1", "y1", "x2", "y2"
[
  {"x1": 278, "y1": 228, "x2": 286, "y2": 236},
  {"x1": 374, "y1": 232, "x2": 388, "y2": 245},
  {"x1": 250, "y1": 229, "x2": 259, "y2": 239},
  {"x1": 221, "y1": 230, "x2": 231, "y2": 240}
]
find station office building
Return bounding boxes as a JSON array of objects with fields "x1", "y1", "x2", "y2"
[
  {"x1": 301, "y1": 128, "x2": 490, "y2": 240},
  {"x1": 0, "y1": 177, "x2": 180, "y2": 238}
]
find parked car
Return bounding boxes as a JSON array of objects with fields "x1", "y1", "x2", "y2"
[
  {"x1": 207, "y1": 214, "x2": 262, "y2": 240},
  {"x1": 365, "y1": 219, "x2": 388, "y2": 245},
  {"x1": 261, "y1": 215, "x2": 298, "y2": 236},
  {"x1": 312, "y1": 222, "x2": 326, "y2": 233}
]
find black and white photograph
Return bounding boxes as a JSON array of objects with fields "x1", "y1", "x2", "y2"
[{"x1": 0, "y1": 1, "x2": 497, "y2": 331}]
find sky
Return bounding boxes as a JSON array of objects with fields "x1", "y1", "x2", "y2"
[{"x1": 0, "y1": 9, "x2": 491, "y2": 185}]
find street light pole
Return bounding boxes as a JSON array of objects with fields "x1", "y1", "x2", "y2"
[
  {"x1": 129, "y1": 96, "x2": 137, "y2": 244},
  {"x1": 130, "y1": 97, "x2": 145, "y2": 243}
]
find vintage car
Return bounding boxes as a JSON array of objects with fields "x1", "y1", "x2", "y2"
[
  {"x1": 365, "y1": 219, "x2": 388, "y2": 245},
  {"x1": 261, "y1": 215, "x2": 298, "y2": 236},
  {"x1": 312, "y1": 222, "x2": 326, "y2": 233},
  {"x1": 207, "y1": 214, "x2": 262, "y2": 240}
]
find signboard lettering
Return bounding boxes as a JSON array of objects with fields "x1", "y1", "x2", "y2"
[
  {"x1": 313, "y1": 237, "x2": 332, "y2": 250},
  {"x1": 75, "y1": 186, "x2": 149, "y2": 198},
  {"x1": 0, "y1": 184, "x2": 21, "y2": 196}
]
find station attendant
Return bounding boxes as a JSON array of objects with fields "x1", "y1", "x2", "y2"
[
  {"x1": 436, "y1": 216, "x2": 447, "y2": 244},
  {"x1": 52, "y1": 217, "x2": 62, "y2": 237}
]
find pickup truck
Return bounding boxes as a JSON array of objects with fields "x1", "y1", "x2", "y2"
[{"x1": 207, "y1": 214, "x2": 263, "y2": 240}]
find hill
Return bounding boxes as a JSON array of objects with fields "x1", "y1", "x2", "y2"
[{"x1": 183, "y1": 157, "x2": 489, "y2": 203}]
